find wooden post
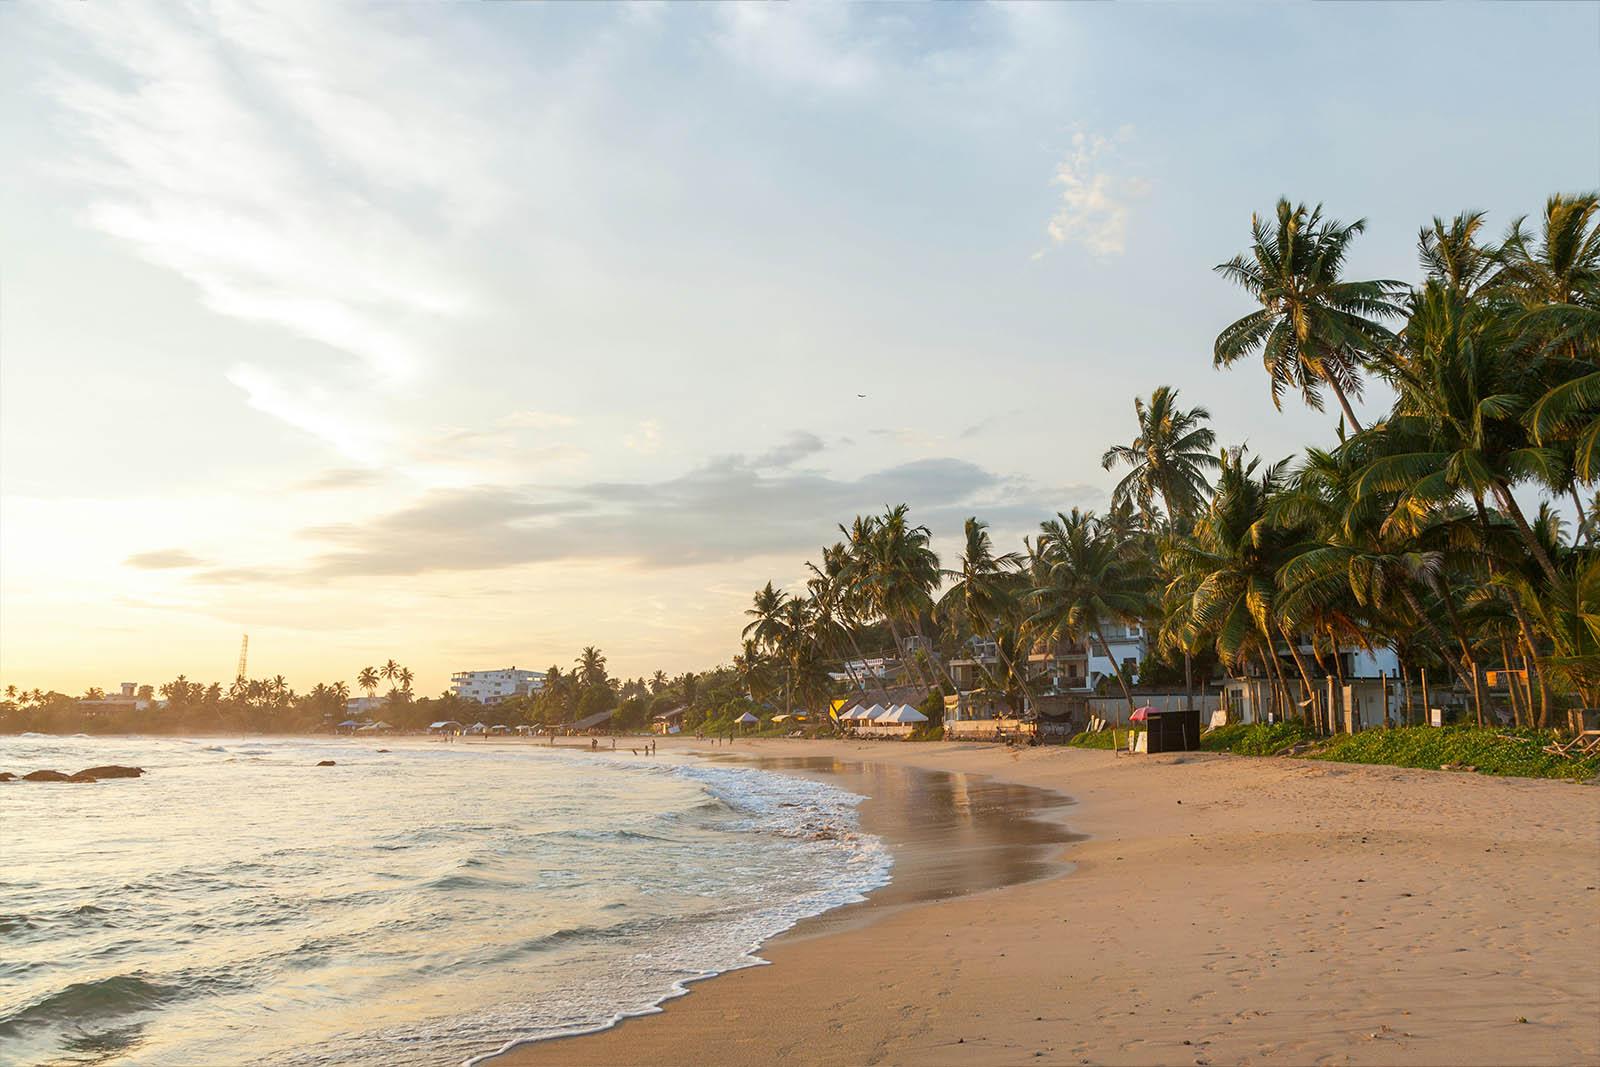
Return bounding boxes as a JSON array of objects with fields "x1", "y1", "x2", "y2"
[
  {"x1": 1420, "y1": 667, "x2": 1431, "y2": 725},
  {"x1": 1472, "y1": 664, "x2": 1484, "y2": 728},
  {"x1": 1401, "y1": 661, "x2": 1415, "y2": 726},
  {"x1": 1381, "y1": 671, "x2": 1391, "y2": 729}
]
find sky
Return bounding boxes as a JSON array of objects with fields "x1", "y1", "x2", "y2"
[{"x1": 2, "y1": 2, "x2": 1597, "y2": 696}]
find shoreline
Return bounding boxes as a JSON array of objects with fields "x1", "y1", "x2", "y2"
[
  {"x1": 474, "y1": 746, "x2": 1083, "y2": 1063},
  {"x1": 499, "y1": 737, "x2": 1600, "y2": 1067}
]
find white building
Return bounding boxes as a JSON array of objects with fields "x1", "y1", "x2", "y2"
[
  {"x1": 78, "y1": 682, "x2": 155, "y2": 713},
  {"x1": 345, "y1": 696, "x2": 387, "y2": 716},
  {"x1": 451, "y1": 667, "x2": 546, "y2": 705}
]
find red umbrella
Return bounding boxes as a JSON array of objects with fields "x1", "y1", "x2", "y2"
[{"x1": 1129, "y1": 706, "x2": 1157, "y2": 722}]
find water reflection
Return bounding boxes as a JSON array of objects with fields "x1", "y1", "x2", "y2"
[{"x1": 700, "y1": 755, "x2": 1081, "y2": 915}]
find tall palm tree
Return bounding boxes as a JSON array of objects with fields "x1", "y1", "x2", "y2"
[
  {"x1": 379, "y1": 659, "x2": 401, "y2": 691},
  {"x1": 575, "y1": 647, "x2": 608, "y2": 689},
  {"x1": 1101, "y1": 386, "x2": 1220, "y2": 524},
  {"x1": 1027, "y1": 509, "x2": 1152, "y2": 725},
  {"x1": 1358, "y1": 281, "x2": 1565, "y2": 585},
  {"x1": 357, "y1": 666, "x2": 379, "y2": 698},
  {"x1": 938, "y1": 518, "x2": 1032, "y2": 712},
  {"x1": 1215, "y1": 199, "x2": 1406, "y2": 431}
]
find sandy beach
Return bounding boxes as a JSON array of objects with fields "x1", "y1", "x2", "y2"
[{"x1": 500, "y1": 738, "x2": 1600, "y2": 1067}]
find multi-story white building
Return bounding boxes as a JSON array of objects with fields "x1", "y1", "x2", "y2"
[{"x1": 451, "y1": 667, "x2": 546, "y2": 705}]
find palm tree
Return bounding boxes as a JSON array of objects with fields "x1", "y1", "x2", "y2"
[
  {"x1": 379, "y1": 659, "x2": 401, "y2": 692},
  {"x1": 575, "y1": 646, "x2": 608, "y2": 689},
  {"x1": 1215, "y1": 199, "x2": 1405, "y2": 431},
  {"x1": 1358, "y1": 281, "x2": 1565, "y2": 585},
  {"x1": 938, "y1": 518, "x2": 1032, "y2": 712},
  {"x1": 1027, "y1": 509, "x2": 1152, "y2": 739},
  {"x1": 398, "y1": 667, "x2": 414, "y2": 694},
  {"x1": 1101, "y1": 386, "x2": 1220, "y2": 524},
  {"x1": 357, "y1": 666, "x2": 379, "y2": 698}
]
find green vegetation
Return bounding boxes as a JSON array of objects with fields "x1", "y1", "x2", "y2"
[
  {"x1": 1311, "y1": 727, "x2": 1599, "y2": 780},
  {"x1": 1069, "y1": 721, "x2": 1594, "y2": 780},
  {"x1": 1201, "y1": 722, "x2": 1315, "y2": 756}
]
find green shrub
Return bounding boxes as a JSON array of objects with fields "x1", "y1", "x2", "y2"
[
  {"x1": 1201, "y1": 721, "x2": 1313, "y2": 756},
  {"x1": 1311, "y1": 726, "x2": 1598, "y2": 780}
]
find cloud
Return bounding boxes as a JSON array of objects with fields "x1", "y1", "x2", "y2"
[
  {"x1": 714, "y1": 5, "x2": 881, "y2": 92},
  {"x1": 218, "y1": 451, "x2": 1075, "y2": 582},
  {"x1": 126, "y1": 548, "x2": 206, "y2": 570},
  {"x1": 751, "y1": 431, "x2": 826, "y2": 469},
  {"x1": 297, "y1": 468, "x2": 387, "y2": 492},
  {"x1": 227, "y1": 364, "x2": 386, "y2": 465},
  {"x1": 43, "y1": 2, "x2": 501, "y2": 443},
  {"x1": 1043, "y1": 126, "x2": 1149, "y2": 257},
  {"x1": 624, "y1": 419, "x2": 663, "y2": 454},
  {"x1": 498, "y1": 410, "x2": 580, "y2": 430}
]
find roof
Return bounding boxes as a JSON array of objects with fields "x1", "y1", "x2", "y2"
[
  {"x1": 652, "y1": 705, "x2": 689, "y2": 721},
  {"x1": 735, "y1": 711, "x2": 759, "y2": 723},
  {"x1": 429, "y1": 720, "x2": 463, "y2": 729},
  {"x1": 879, "y1": 704, "x2": 928, "y2": 723},
  {"x1": 570, "y1": 709, "x2": 615, "y2": 730}
]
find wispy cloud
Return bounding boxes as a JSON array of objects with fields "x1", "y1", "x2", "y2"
[
  {"x1": 297, "y1": 468, "x2": 388, "y2": 492},
  {"x1": 43, "y1": 2, "x2": 503, "y2": 450},
  {"x1": 751, "y1": 431, "x2": 826, "y2": 469},
  {"x1": 499, "y1": 410, "x2": 581, "y2": 430},
  {"x1": 125, "y1": 548, "x2": 206, "y2": 570},
  {"x1": 714, "y1": 5, "x2": 881, "y2": 92},
  {"x1": 1042, "y1": 126, "x2": 1149, "y2": 258},
  {"x1": 188, "y1": 451, "x2": 1087, "y2": 584}
]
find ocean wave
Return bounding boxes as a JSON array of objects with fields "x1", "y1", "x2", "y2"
[{"x1": 0, "y1": 973, "x2": 178, "y2": 1039}]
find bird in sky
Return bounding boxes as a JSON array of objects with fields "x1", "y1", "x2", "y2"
[{"x1": 857, "y1": 393, "x2": 866, "y2": 398}]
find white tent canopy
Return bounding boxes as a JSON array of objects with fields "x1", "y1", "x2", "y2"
[
  {"x1": 879, "y1": 704, "x2": 928, "y2": 723},
  {"x1": 861, "y1": 703, "x2": 887, "y2": 720},
  {"x1": 735, "y1": 711, "x2": 760, "y2": 724}
]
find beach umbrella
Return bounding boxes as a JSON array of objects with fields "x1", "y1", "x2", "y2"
[
  {"x1": 735, "y1": 711, "x2": 759, "y2": 724},
  {"x1": 1130, "y1": 706, "x2": 1157, "y2": 722}
]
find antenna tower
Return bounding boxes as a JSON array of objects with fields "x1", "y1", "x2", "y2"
[{"x1": 237, "y1": 634, "x2": 249, "y2": 680}]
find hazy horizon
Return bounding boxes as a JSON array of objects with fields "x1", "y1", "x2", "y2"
[{"x1": 3, "y1": 2, "x2": 1597, "y2": 696}]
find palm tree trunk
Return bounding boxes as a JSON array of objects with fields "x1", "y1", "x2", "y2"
[
  {"x1": 1569, "y1": 484, "x2": 1594, "y2": 546},
  {"x1": 1324, "y1": 375, "x2": 1365, "y2": 434},
  {"x1": 1497, "y1": 634, "x2": 1524, "y2": 727},
  {"x1": 1278, "y1": 623, "x2": 1318, "y2": 722},
  {"x1": 1092, "y1": 624, "x2": 1136, "y2": 749},
  {"x1": 1399, "y1": 583, "x2": 1477, "y2": 695},
  {"x1": 1488, "y1": 481, "x2": 1561, "y2": 587}
]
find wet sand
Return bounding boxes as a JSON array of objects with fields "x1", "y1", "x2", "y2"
[{"x1": 496, "y1": 736, "x2": 1600, "y2": 1067}]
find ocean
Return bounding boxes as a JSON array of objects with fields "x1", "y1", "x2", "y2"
[{"x1": 0, "y1": 735, "x2": 891, "y2": 1066}]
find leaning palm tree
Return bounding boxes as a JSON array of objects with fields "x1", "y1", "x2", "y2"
[
  {"x1": 379, "y1": 659, "x2": 401, "y2": 691},
  {"x1": 1215, "y1": 198, "x2": 1406, "y2": 431},
  {"x1": 1101, "y1": 386, "x2": 1220, "y2": 525}
]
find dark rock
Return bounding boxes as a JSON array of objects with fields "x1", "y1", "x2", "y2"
[
  {"x1": 22, "y1": 770, "x2": 71, "y2": 782},
  {"x1": 0, "y1": 772, "x2": 15, "y2": 781},
  {"x1": 316, "y1": 760, "x2": 337, "y2": 767},
  {"x1": 76, "y1": 765, "x2": 145, "y2": 780},
  {"x1": 66, "y1": 771, "x2": 101, "y2": 783}
]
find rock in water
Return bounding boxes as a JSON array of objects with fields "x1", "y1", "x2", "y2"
[
  {"x1": 22, "y1": 770, "x2": 72, "y2": 782},
  {"x1": 76, "y1": 765, "x2": 145, "y2": 779},
  {"x1": 316, "y1": 760, "x2": 337, "y2": 767},
  {"x1": 66, "y1": 771, "x2": 101, "y2": 783},
  {"x1": 0, "y1": 772, "x2": 15, "y2": 781}
]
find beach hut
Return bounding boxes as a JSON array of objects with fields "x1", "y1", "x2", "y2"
[
  {"x1": 514, "y1": 724, "x2": 535, "y2": 736},
  {"x1": 488, "y1": 724, "x2": 511, "y2": 735},
  {"x1": 336, "y1": 719, "x2": 361, "y2": 734},
  {"x1": 735, "y1": 711, "x2": 760, "y2": 733},
  {"x1": 428, "y1": 720, "x2": 463, "y2": 735},
  {"x1": 356, "y1": 720, "x2": 393, "y2": 734},
  {"x1": 465, "y1": 722, "x2": 488, "y2": 736}
]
